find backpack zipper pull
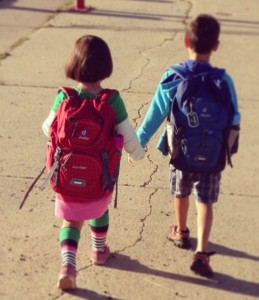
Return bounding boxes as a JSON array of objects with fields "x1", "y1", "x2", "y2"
[
  {"x1": 61, "y1": 152, "x2": 73, "y2": 171},
  {"x1": 190, "y1": 100, "x2": 193, "y2": 112},
  {"x1": 72, "y1": 123, "x2": 78, "y2": 137},
  {"x1": 187, "y1": 98, "x2": 199, "y2": 128}
]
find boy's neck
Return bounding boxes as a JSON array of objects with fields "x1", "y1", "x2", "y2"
[{"x1": 188, "y1": 49, "x2": 211, "y2": 62}]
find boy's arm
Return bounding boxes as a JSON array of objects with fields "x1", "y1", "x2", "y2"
[
  {"x1": 137, "y1": 71, "x2": 178, "y2": 148},
  {"x1": 223, "y1": 73, "x2": 240, "y2": 126},
  {"x1": 223, "y1": 73, "x2": 241, "y2": 154}
]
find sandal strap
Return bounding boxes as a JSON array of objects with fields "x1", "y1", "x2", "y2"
[{"x1": 194, "y1": 251, "x2": 216, "y2": 263}]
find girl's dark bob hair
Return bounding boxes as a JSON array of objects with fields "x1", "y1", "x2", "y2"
[{"x1": 65, "y1": 35, "x2": 113, "y2": 83}]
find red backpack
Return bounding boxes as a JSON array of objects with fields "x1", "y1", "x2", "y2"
[{"x1": 43, "y1": 87, "x2": 123, "y2": 203}]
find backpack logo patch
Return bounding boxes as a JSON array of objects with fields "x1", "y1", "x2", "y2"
[{"x1": 79, "y1": 129, "x2": 89, "y2": 140}]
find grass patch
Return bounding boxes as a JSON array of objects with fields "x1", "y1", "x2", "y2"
[
  {"x1": 0, "y1": 52, "x2": 10, "y2": 60},
  {"x1": 56, "y1": 0, "x2": 74, "y2": 12},
  {"x1": 10, "y1": 37, "x2": 29, "y2": 50},
  {"x1": 45, "y1": 0, "x2": 74, "y2": 22},
  {"x1": 0, "y1": 37, "x2": 29, "y2": 61}
]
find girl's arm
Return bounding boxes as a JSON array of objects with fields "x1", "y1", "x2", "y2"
[
  {"x1": 42, "y1": 110, "x2": 56, "y2": 137},
  {"x1": 42, "y1": 90, "x2": 65, "y2": 137},
  {"x1": 116, "y1": 118, "x2": 145, "y2": 161}
]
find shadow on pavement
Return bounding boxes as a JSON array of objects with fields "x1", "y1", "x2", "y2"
[
  {"x1": 209, "y1": 241, "x2": 259, "y2": 262},
  {"x1": 103, "y1": 252, "x2": 259, "y2": 298},
  {"x1": 0, "y1": 0, "x2": 17, "y2": 8},
  {"x1": 190, "y1": 238, "x2": 259, "y2": 262}
]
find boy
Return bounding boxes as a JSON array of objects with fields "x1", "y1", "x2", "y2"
[{"x1": 136, "y1": 14, "x2": 240, "y2": 277}]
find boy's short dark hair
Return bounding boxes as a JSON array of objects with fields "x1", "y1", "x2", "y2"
[
  {"x1": 185, "y1": 14, "x2": 220, "y2": 54},
  {"x1": 65, "y1": 35, "x2": 113, "y2": 83}
]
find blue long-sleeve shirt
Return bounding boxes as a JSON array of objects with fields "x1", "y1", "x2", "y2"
[{"x1": 137, "y1": 59, "x2": 240, "y2": 152}]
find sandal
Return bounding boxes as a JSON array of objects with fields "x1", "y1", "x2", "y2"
[{"x1": 166, "y1": 225, "x2": 191, "y2": 249}]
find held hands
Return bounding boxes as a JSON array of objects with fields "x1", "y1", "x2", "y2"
[{"x1": 128, "y1": 154, "x2": 135, "y2": 164}]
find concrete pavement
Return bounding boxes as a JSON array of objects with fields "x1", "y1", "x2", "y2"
[{"x1": 0, "y1": 0, "x2": 259, "y2": 299}]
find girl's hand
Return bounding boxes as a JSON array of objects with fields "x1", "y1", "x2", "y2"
[{"x1": 128, "y1": 154, "x2": 135, "y2": 164}]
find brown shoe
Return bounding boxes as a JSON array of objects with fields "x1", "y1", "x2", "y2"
[{"x1": 190, "y1": 251, "x2": 215, "y2": 277}]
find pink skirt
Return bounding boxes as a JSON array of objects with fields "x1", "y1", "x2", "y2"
[{"x1": 55, "y1": 193, "x2": 113, "y2": 221}]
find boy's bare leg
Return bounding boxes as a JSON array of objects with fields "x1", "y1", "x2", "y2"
[
  {"x1": 174, "y1": 196, "x2": 189, "y2": 231},
  {"x1": 190, "y1": 202, "x2": 214, "y2": 277},
  {"x1": 195, "y1": 202, "x2": 213, "y2": 252}
]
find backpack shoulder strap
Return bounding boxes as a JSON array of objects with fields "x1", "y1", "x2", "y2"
[
  {"x1": 98, "y1": 89, "x2": 119, "y2": 105},
  {"x1": 58, "y1": 86, "x2": 79, "y2": 99},
  {"x1": 58, "y1": 87, "x2": 119, "y2": 103},
  {"x1": 210, "y1": 67, "x2": 225, "y2": 78}
]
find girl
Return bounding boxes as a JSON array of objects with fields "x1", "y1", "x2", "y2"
[{"x1": 42, "y1": 35, "x2": 145, "y2": 290}]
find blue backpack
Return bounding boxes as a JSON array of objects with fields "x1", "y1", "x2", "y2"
[{"x1": 169, "y1": 64, "x2": 234, "y2": 173}]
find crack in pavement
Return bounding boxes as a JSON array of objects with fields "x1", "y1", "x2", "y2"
[
  {"x1": 132, "y1": 101, "x2": 150, "y2": 129},
  {"x1": 114, "y1": 188, "x2": 158, "y2": 254}
]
